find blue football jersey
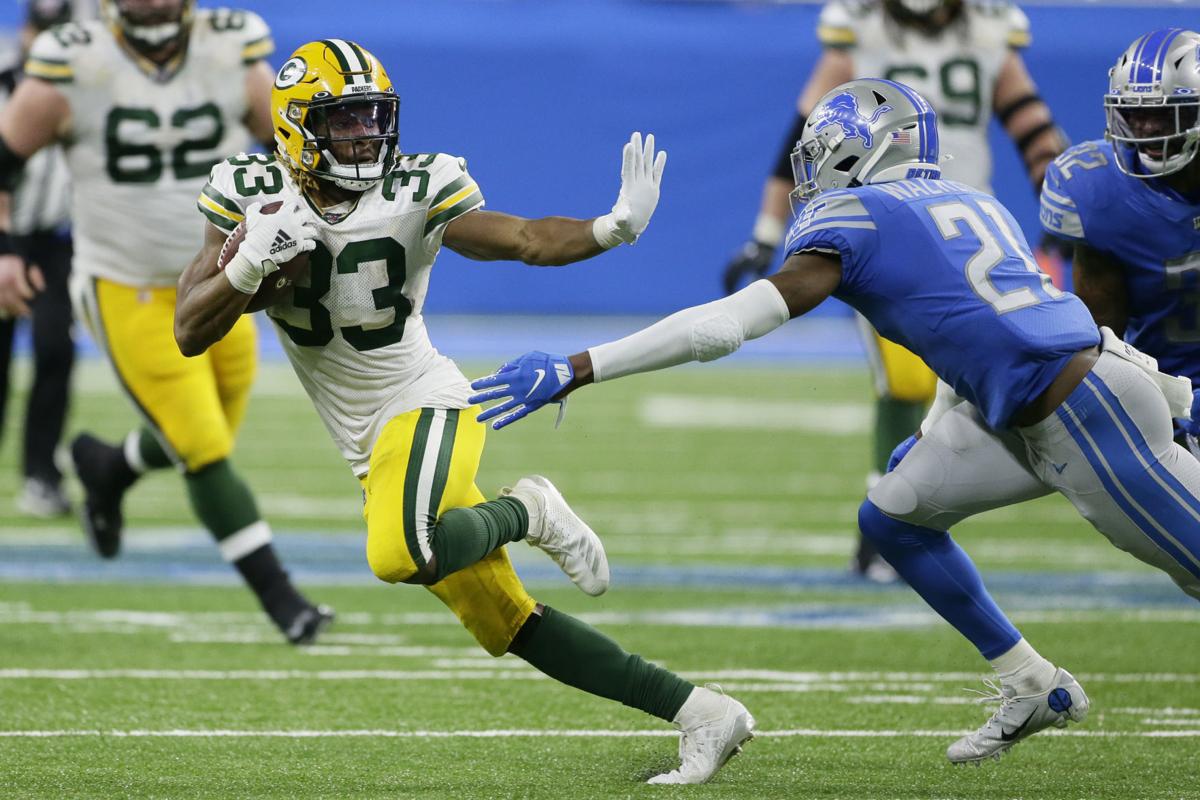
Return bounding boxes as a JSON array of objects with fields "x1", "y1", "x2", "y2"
[
  {"x1": 785, "y1": 179, "x2": 1100, "y2": 429},
  {"x1": 1041, "y1": 140, "x2": 1200, "y2": 385}
]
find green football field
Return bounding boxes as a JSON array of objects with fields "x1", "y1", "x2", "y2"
[{"x1": 0, "y1": 355, "x2": 1197, "y2": 799}]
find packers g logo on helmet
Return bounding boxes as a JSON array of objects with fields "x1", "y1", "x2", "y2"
[{"x1": 271, "y1": 39, "x2": 400, "y2": 193}]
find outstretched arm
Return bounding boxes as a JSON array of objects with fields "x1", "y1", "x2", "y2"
[
  {"x1": 470, "y1": 251, "x2": 843, "y2": 428},
  {"x1": 442, "y1": 132, "x2": 666, "y2": 267}
]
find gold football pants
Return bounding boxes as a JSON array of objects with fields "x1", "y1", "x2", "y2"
[
  {"x1": 363, "y1": 406, "x2": 537, "y2": 656},
  {"x1": 855, "y1": 313, "x2": 937, "y2": 403},
  {"x1": 74, "y1": 276, "x2": 257, "y2": 472}
]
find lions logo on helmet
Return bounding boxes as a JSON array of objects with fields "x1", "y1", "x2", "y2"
[
  {"x1": 791, "y1": 79, "x2": 941, "y2": 205},
  {"x1": 271, "y1": 39, "x2": 400, "y2": 192},
  {"x1": 1105, "y1": 28, "x2": 1200, "y2": 179},
  {"x1": 813, "y1": 93, "x2": 893, "y2": 149}
]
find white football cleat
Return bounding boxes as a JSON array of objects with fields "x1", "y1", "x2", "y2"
[
  {"x1": 947, "y1": 667, "x2": 1089, "y2": 764},
  {"x1": 648, "y1": 685, "x2": 755, "y2": 785},
  {"x1": 503, "y1": 475, "x2": 610, "y2": 596}
]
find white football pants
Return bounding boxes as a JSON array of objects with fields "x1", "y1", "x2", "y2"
[{"x1": 869, "y1": 351, "x2": 1200, "y2": 600}]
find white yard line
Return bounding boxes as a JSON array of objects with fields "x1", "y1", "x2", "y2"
[
  {"x1": 0, "y1": 728, "x2": 1198, "y2": 739},
  {"x1": 639, "y1": 395, "x2": 871, "y2": 434},
  {"x1": 0, "y1": 668, "x2": 1195, "y2": 683}
]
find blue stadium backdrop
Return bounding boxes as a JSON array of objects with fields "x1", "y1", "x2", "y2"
[{"x1": 1, "y1": 0, "x2": 1191, "y2": 315}]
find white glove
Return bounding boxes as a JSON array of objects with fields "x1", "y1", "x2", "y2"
[
  {"x1": 593, "y1": 131, "x2": 667, "y2": 249},
  {"x1": 224, "y1": 201, "x2": 318, "y2": 294}
]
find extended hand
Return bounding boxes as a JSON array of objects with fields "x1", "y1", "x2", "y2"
[
  {"x1": 469, "y1": 351, "x2": 575, "y2": 430},
  {"x1": 0, "y1": 254, "x2": 44, "y2": 318},
  {"x1": 594, "y1": 132, "x2": 667, "y2": 247}
]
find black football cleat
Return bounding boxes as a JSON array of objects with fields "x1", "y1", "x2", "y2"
[
  {"x1": 284, "y1": 604, "x2": 335, "y2": 645},
  {"x1": 70, "y1": 433, "x2": 136, "y2": 559}
]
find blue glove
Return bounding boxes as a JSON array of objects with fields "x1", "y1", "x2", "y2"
[
  {"x1": 886, "y1": 433, "x2": 919, "y2": 473},
  {"x1": 469, "y1": 351, "x2": 574, "y2": 430},
  {"x1": 1176, "y1": 388, "x2": 1200, "y2": 437}
]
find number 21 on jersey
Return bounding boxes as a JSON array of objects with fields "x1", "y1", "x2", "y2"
[{"x1": 928, "y1": 197, "x2": 1063, "y2": 314}]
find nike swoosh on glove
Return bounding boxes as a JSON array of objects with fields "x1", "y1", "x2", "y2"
[{"x1": 469, "y1": 351, "x2": 574, "y2": 430}]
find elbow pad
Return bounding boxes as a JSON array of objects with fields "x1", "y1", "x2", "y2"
[{"x1": 691, "y1": 313, "x2": 744, "y2": 362}]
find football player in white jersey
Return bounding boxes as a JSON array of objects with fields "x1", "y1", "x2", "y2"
[
  {"x1": 174, "y1": 40, "x2": 754, "y2": 785},
  {"x1": 0, "y1": 0, "x2": 333, "y2": 644},
  {"x1": 721, "y1": 0, "x2": 1066, "y2": 580}
]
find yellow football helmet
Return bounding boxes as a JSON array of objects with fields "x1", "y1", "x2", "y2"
[
  {"x1": 271, "y1": 40, "x2": 400, "y2": 192},
  {"x1": 100, "y1": 0, "x2": 195, "y2": 50}
]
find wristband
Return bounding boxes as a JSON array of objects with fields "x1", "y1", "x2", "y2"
[
  {"x1": 0, "y1": 230, "x2": 14, "y2": 257},
  {"x1": 223, "y1": 251, "x2": 264, "y2": 295},
  {"x1": 592, "y1": 213, "x2": 630, "y2": 249}
]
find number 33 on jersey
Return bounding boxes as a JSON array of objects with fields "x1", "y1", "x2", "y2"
[
  {"x1": 201, "y1": 150, "x2": 481, "y2": 350},
  {"x1": 199, "y1": 151, "x2": 485, "y2": 472}
]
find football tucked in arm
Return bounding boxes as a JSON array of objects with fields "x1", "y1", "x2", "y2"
[{"x1": 217, "y1": 200, "x2": 311, "y2": 313}]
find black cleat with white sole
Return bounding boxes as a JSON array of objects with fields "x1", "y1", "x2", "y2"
[{"x1": 70, "y1": 433, "x2": 137, "y2": 560}]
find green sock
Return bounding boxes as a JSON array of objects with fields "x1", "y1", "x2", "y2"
[
  {"x1": 137, "y1": 428, "x2": 173, "y2": 470},
  {"x1": 184, "y1": 459, "x2": 261, "y2": 541},
  {"x1": 509, "y1": 606, "x2": 694, "y2": 722},
  {"x1": 873, "y1": 396, "x2": 927, "y2": 474},
  {"x1": 430, "y1": 496, "x2": 527, "y2": 580}
]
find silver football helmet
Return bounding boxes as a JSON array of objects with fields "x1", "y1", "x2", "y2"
[
  {"x1": 1105, "y1": 28, "x2": 1200, "y2": 179},
  {"x1": 791, "y1": 78, "x2": 941, "y2": 205}
]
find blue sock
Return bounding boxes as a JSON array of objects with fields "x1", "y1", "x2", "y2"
[{"x1": 858, "y1": 500, "x2": 1020, "y2": 659}]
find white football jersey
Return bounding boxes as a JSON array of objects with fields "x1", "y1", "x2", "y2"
[
  {"x1": 25, "y1": 10, "x2": 273, "y2": 286},
  {"x1": 202, "y1": 153, "x2": 485, "y2": 476},
  {"x1": 817, "y1": 0, "x2": 1031, "y2": 192}
]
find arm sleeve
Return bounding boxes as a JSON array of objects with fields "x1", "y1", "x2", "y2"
[
  {"x1": 422, "y1": 154, "x2": 485, "y2": 249},
  {"x1": 1038, "y1": 153, "x2": 1086, "y2": 242},
  {"x1": 239, "y1": 11, "x2": 275, "y2": 64},
  {"x1": 588, "y1": 279, "x2": 792, "y2": 383}
]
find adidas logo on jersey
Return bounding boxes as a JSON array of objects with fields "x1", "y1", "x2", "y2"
[{"x1": 269, "y1": 231, "x2": 297, "y2": 256}]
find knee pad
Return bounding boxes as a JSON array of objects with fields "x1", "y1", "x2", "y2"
[{"x1": 867, "y1": 469, "x2": 920, "y2": 518}]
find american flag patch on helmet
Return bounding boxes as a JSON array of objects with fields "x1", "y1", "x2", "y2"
[{"x1": 890, "y1": 130, "x2": 913, "y2": 145}]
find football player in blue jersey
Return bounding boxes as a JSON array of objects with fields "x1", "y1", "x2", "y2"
[
  {"x1": 1040, "y1": 29, "x2": 1200, "y2": 444},
  {"x1": 470, "y1": 78, "x2": 1200, "y2": 764}
]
